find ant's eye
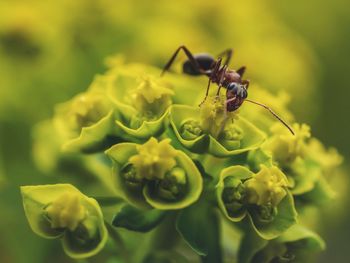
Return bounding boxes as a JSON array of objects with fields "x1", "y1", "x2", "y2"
[
  {"x1": 228, "y1": 83, "x2": 238, "y2": 94},
  {"x1": 242, "y1": 88, "x2": 248, "y2": 99}
]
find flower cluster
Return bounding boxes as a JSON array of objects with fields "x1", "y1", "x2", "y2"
[{"x1": 23, "y1": 61, "x2": 342, "y2": 262}]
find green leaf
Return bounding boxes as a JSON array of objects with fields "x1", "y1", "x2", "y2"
[
  {"x1": 176, "y1": 202, "x2": 222, "y2": 263},
  {"x1": 112, "y1": 205, "x2": 166, "y2": 232},
  {"x1": 278, "y1": 224, "x2": 325, "y2": 251},
  {"x1": 142, "y1": 250, "x2": 190, "y2": 263},
  {"x1": 238, "y1": 227, "x2": 268, "y2": 263}
]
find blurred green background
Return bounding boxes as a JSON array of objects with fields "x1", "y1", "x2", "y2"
[{"x1": 0, "y1": 0, "x2": 348, "y2": 262}]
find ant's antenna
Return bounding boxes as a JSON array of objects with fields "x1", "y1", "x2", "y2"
[{"x1": 245, "y1": 99, "x2": 295, "y2": 135}]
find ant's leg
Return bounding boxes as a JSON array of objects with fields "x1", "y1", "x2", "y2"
[
  {"x1": 198, "y1": 79, "x2": 212, "y2": 106},
  {"x1": 209, "y1": 58, "x2": 222, "y2": 102},
  {"x1": 216, "y1": 65, "x2": 228, "y2": 96},
  {"x1": 199, "y1": 59, "x2": 222, "y2": 106},
  {"x1": 209, "y1": 57, "x2": 222, "y2": 83},
  {"x1": 242, "y1": 79, "x2": 250, "y2": 89},
  {"x1": 217, "y1": 48, "x2": 233, "y2": 66},
  {"x1": 161, "y1": 45, "x2": 204, "y2": 76},
  {"x1": 237, "y1": 66, "x2": 246, "y2": 77},
  {"x1": 211, "y1": 57, "x2": 222, "y2": 75},
  {"x1": 199, "y1": 58, "x2": 221, "y2": 106}
]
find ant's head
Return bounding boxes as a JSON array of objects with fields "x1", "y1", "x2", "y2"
[{"x1": 227, "y1": 82, "x2": 248, "y2": 99}]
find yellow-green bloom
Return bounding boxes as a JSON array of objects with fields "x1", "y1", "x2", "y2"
[
  {"x1": 106, "y1": 138, "x2": 203, "y2": 210},
  {"x1": 21, "y1": 184, "x2": 108, "y2": 259},
  {"x1": 307, "y1": 138, "x2": 343, "y2": 171},
  {"x1": 217, "y1": 166, "x2": 297, "y2": 239},
  {"x1": 129, "y1": 137, "x2": 177, "y2": 180},
  {"x1": 244, "y1": 165, "x2": 289, "y2": 207},
  {"x1": 51, "y1": 76, "x2": 121, "y2": 152},
  {"x1": 104, "y1": 63, "x2": 173, "y2": 140},
  {"x1": 263, "y1": 123, "x2": 310, "y2": 165}
]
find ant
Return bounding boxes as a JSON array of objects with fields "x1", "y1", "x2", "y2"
[{"x1": 161, "y1": 45, "x2": 294, "y2": 135}]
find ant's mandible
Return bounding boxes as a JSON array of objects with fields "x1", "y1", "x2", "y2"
[{"x1": 161, "y1": 45, "x2": 295, "y2": 135}]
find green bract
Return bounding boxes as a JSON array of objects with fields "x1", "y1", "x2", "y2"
[
  {"x1": 217, "y1": 165, "x2": 297, "y2": 239},
  {"x1": 20, "y1": 184, "x2": 108, "y2": 259},
  {"x1": 169, "y1": 99, "x2": 266, "y2": 156},
  {"x1": 105, "y1": 137, "x2": 203, "y2": 210}
]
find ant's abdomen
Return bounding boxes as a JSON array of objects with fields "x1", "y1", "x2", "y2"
[{"x1": 182, "y1": 53, "x2": 215, "y2": 76}]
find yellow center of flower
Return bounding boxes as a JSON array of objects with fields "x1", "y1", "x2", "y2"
[
  {"x1": 129, "y1": 138, "x2": 178, "y2": 180},
  {"x1": 244, "y1": 165, "x2": 289, "y2": 207},
  {"x1": 200, "y1": 96, "x2": 239, "y2": 138},
  {"x1": 131, "y1": 75, "x2": 174, "y2": 116},
  {"x1": 46, "y1": 192, "x2": 86, "y2": 231},
  {"x1": 68, "y1": 92, "x2": 110, "y2": 132}
]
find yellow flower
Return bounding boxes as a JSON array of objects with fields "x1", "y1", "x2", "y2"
[
  {"x1": 129, "y1": 138, "x2": 178, "y2": 180},
  {"x1": 244, "y1": 165, "x2": 289, "y2": 207},
  {"x1": 199, "y1": 96, "x2": 238, "y2": 138},
  {"x1": 46, "y1": 192, "x2": 86, "y2": 231}
]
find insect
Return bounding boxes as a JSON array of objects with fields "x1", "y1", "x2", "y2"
[{"x1": 161, "y1": 45, "x2": 295, "y2": 135}]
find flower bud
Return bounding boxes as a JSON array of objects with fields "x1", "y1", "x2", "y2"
[
  {"x1": 180, "y1": 120, "x2": 203, "y2": 140},
  {"x1": 156, "y1": 167, "x2": 187, "y2": 200}
]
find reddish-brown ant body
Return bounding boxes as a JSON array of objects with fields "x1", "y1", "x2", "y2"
[{"x1": 161, "y1": 45, "x2": 294, "y2": 135}]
